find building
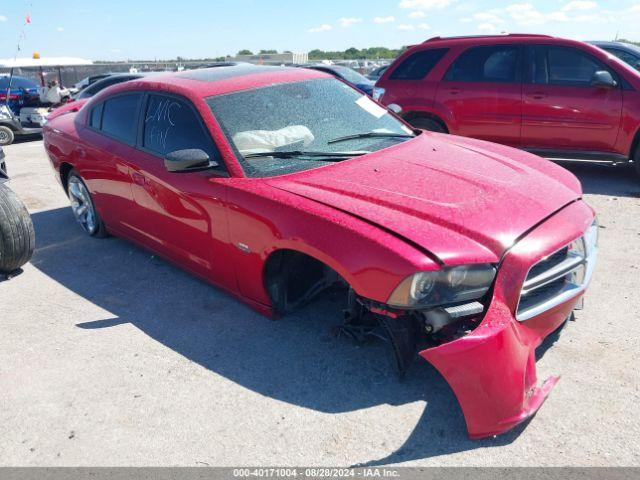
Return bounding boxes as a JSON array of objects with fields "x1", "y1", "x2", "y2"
[{"x1": 227, "y1": 52, "x2": 308, "y2": 65}]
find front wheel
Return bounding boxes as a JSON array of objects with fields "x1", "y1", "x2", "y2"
[
  {"x1": 0, "y1": 184, "x2": 35, "y2": 273},
  {"x1": 67, "y1": 171, "x2": 108, "y2": 237},
  {"x1": 0, "y1": 126, "x2": 15, "y2": 146}
]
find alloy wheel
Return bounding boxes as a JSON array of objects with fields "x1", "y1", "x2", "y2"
[{"x1": 68, "y1": 176, "x2": 97, "y2": 235}]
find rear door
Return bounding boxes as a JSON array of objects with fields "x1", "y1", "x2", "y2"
[
  {"x1": 435, "y1": 44, "x2": 523, "y2": 146},
  {"x1": 79, "y1": 92, "x2": 143, "y2": 231},
  {"x1": 521, "y1": 45, "x2": 623, "y2": 152}
]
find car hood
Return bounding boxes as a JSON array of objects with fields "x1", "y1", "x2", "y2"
[{"x1": 266, "y1": 133, "x2": 582, "y2": 265}]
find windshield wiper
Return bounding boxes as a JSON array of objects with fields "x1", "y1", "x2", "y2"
[
  {"x1": 244, "y1": 150, "x2": 367, "y2": 161},
  {"x1": 327, "y1": 131, "x2": 415, "y2": 145}
]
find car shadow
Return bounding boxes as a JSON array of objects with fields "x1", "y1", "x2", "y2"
[
  {"x1": 29, "y1": 207, "x2": 530, "y2": 464},
  {"x1": 558, "y1": 162, "x2": 640, "y2": 198}
]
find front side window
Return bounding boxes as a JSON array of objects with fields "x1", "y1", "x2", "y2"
[
  {"x1": 445, "y1": 45, "x2": 520, "y2": 83},
  {"x1": 207, "y1": 78, "x2": 414, "y2": 177},
  {"x1": 390, "y1": 48, "x2": 448, "y2": 80},
  {"x1": 100, "y1": 93, "x2": 142, "y2": 144},
  {"x1": 142, "y1": 94, "x2": 219, "y2": 162},
  {"x1": 530, "y1": 46, "x2": 615, "y2": 87}
]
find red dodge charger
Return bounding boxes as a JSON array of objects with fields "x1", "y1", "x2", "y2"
[{"x1": 43, "y1": 64, "x2": 598, "y2": 439}]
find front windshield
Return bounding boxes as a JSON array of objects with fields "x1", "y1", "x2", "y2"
[{"x1": 207, "y1": 78, "x2": 414, "y2": 177}]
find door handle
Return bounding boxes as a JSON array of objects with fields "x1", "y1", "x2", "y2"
[
  {"x1": 448, "y1": 88, "x2": 461, "y2": 95},
  {"x1": 76, "y1": 147, "x2": 86, "y2": 159},
  {"x1": 530, "y1": 92, "x2": 548, "y2": 100}
]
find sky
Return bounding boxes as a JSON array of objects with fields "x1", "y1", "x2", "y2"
[{"x1": 0, "y1": 0, "x2": 639, "y2": 61}]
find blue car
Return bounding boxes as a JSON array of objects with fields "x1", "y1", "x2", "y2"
[
  {"x1": 305, "y1": 64, "x2": 375, "y2": 96},
  {"x1": 589, "y1": 41, "x2": 640, "y2": 70},
  {"x1": 0, "y1": 75, "x2": 40, "y2": 113}
]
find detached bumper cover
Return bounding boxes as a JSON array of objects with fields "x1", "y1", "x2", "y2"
[{"x1": 419, "y1": 200, "x2": 595, "y2": 439}]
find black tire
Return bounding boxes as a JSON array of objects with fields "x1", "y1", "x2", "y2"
[
  {"x1": 634, "y1": 146, "x2": 640, "y2": 179},
  {"x1": 409, "y1": 116, "x2": 447, "y2": 133},
  {"x1": 0, "y1": 126, "x2": 15, "y2": 146},
  {"x1": 0, "y1": 184, "x2": 35, "y2": 273},
  {"x1": 67, "y1": 170, "x2": 108, "y2": 238}
]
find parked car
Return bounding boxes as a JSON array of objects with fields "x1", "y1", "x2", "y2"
[
  {"x1": 43, "y1": 64, "x2": 597, "y2": 439},
  {"x1": 0, "y1": 146, "x2": 35, "y2": 274},
  {"x1": 375, "y1": 34, "x2": 640, "y2": 177},
  {"x1": 366, "y1": 65, "x2": 389, "y2": 81},
  {"x1": 590, "y1": 41, "x2": 640, "y2": 70},
  {"x1": 49, "y1": 73, "x2": 162, "y2": 121},
  {"x1": 73, "y1": 73, "x2": 114, "y2": 93},
  {"x1": 305, "y1": 64, "x2": 374, "y2": 96}
]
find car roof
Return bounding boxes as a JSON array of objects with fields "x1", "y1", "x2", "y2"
[
  {"x1": 419, "y1": 33, "x2": 554, "y2": 46},
  {"x1": 129, "y1": 62, "x2": 330, "y2": 97}
]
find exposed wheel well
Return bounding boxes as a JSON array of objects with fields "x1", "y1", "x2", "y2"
[
  {"x1": 263, "y1": 249, "x2": 344, "y2": 315},
  {"x1": 403, "y1": 111, "x2": 449, "y2": 133},
  {"x1": 59, "y1": 162, "x2": 74, "y2": 193}
]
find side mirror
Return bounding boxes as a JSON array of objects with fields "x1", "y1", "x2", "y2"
[
  {"x1": 591, "y1": 70, "x2": 617, "y2": 89},
  {"x1": 164, "y1": 149, "x2": 218, "y2": 173}
]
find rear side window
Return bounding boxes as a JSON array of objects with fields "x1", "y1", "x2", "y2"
[
  {"x1": 445, "y1": 45, "x2": 520, "y2": 83},
  {"x1": 89, "y1": 103, "x2": 103, "y2": 128},
  {"x1": 143, "y1": 94, "x2": 219, "y2": 161},
  {"x1": 100, "y1": 93, "x2": 142, "y2": 144},
  {"x1": 389, "y1": 48, "x2": 448, "y2": 80},
  {"x1": 529, "y1": 46, "x2": 614, "y2": 87}
]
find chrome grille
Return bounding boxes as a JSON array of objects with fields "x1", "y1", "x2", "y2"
[{"x1": 516, "y1": 225, "x2": 598, "y2": 322}]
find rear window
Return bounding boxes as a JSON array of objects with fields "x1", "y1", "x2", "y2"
[
  {"x1": 445, "y1": 45, "x2": 520, "y2": 83},
  {"x1": 389, "y1": 48, "x2": 448, "y2": 80},
  {"x1": 99, "y1": 93, "x2": 141, "y2": 144}
]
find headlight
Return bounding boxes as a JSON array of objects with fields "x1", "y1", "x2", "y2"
[{"x1": 387, "y1": 264, "x2": 497, "y2": 309}]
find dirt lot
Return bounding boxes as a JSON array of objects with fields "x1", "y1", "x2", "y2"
[{"x1": 1, "y1": 138, "x2": 639, "y2": 467}]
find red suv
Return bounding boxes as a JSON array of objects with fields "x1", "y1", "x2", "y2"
[{"x1": 375, "y1": 34, "x2": 640, "y2": 176}]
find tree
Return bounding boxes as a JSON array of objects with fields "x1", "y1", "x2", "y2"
[
  {"x1": 259, "y1": 49, "x2": 278, "y2": 54},
  {"x1": 237, "y1": 49, "x2": 254, "y2": 56}
]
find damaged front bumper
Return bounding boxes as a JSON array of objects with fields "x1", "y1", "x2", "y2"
[{"x1": 419, "y1": 201, "x2": 597, "y2": 439}]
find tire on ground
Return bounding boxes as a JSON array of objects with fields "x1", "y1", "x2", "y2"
[
  {"x1": 635, "y1": 144, "x2": 640, "y2": 179},
  {"x1": 0, "y1": 184, "x2": 35, "y2": 273},
  {"x1": 0, "y1": 126, "x2": 15, "y2": 146}
]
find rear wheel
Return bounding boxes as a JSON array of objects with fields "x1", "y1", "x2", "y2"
[
  {"x1": 67, "y1": 171, "x2": 107, "y2": 237},
  {"x1": 0, "y1": 126, "x2": 15, "y2": 146},
  {"x1": 0, "y1": 184, "x2": 35, "y2": 273},
  {"x1": 407, "y1": 116, "x2": 447, "y2": 133},
  {"x1": 634, "y1": 146, "x2": 640, "y2": 179}
]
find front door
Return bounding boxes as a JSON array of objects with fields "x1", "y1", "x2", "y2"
[
  {"x1": 126, "y1": 93, "x2": 232, "y2": 283},
  {"x1": 435, "y1": 44, "x2": 523, "y2": 147},
  {"x1": 521, "y1": 45, "x2": 623, "y2": 153}
]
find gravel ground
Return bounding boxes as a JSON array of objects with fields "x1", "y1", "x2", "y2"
[{"x1": 1, "y1": 139, "x2": 639, "y2": 467}]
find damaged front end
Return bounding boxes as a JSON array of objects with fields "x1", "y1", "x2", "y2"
[{"x1": 338, "y1": 203, "x2": 598, "y2": 439}]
